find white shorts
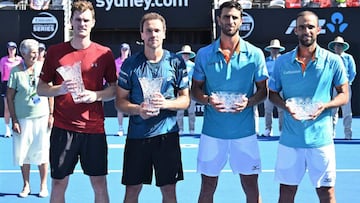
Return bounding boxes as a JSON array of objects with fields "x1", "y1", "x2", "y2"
[
  {"x1": 275, "y1": 144, "x2": 336, "y2": 188},
  {"x1": 13, "y1": 116, "x2": 51, "y2": 166},
  {"x1": 197, "y1": 134, "x2": 261, "y2": 176}
]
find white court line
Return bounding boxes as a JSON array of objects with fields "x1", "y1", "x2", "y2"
[
  {"x1": 1, "y1": 169, "x2": 360, "y2": 173},
  {"x1": 108, "y1": 144, "x2": 198, "y2": 149}
]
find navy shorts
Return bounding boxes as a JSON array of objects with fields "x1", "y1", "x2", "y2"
[
  {"x1": 50, "y1": 127, "x2": 108, "y2": 179},
  {"x1": 122, "y1": 132, "x2": 184, "y2": 187},
  {"x1": 1, "y1": 81, "x2": 8, "y2": 96}
]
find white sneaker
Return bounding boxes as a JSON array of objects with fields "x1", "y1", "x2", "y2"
[
  {"x1": 5, "y1": 125, "x2": 11, "y2": 138},
  {"x1": 39, "y1": 188, "x2": 49, "y2": 198},
  {"x1": 179, "y1": 130, "x2": 183, "y2": 135},
  {"x1": 18, "y1": 188, "x2": 30, "y2": 198},
  {"x1": 189, "y1": 130, "x2": 195, "y2": 135},
  {"x1": 117, "y1": 127, "x2": 124, "y2": 136},
  {"x1": 262, "y1": 129, "x2": 272, "y2": 137},
  {"x1": 117, "y1": 130, "x2": 124, "y2": 136}
]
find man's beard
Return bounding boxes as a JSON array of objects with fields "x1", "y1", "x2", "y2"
[
  {"x1": 221, "y1": 25, "x2": 239, "y2": 37},
  {"x1": 299, "y1": 36, "x2": 316, "y2": 47}
]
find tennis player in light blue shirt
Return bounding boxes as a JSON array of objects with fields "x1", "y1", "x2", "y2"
[
  {"x1": 269, "y1": 45, "x2": 347, "y2": 148},
  {"x1": 268, "y1": 11, "x2": 348, "y2": 203},
  {"x1": 191, "y1": 2, "x2": 268, "y2": 202},
  {"x1": 192, "y1": 37, "x2": 268, "y2": 139}
]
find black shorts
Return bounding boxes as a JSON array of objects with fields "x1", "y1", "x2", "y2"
[
  {"x1": 122, "y1": 132, "x2": 184, "y2": 187},
  {"x1": 50, "y1": 127, "x2": 108, "y2": 179},
  {"x1": 1, "y1": 81, "x2": 8, "y2": 96}
]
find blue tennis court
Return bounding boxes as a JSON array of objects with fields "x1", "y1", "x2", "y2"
[{"x1": 0, "y1": 117, "x2": 359, "y2": 202}]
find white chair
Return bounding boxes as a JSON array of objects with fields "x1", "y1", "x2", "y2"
[
  {"x1": 51, "y1": 0, "x2": 64, "y2": 10},
  {"x1": 239, "y1": 0, "x2": 253, "y2": 8},
  {"x1": 268, "y1": 0, "x2": 285, "y2": 8},
  {"x1": 16, "y1": 0, "x2": 28, "y2": 10}
]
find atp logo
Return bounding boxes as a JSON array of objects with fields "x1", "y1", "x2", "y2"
[{"x1": 285, "y1": 12, "x2": 348, "y2": 35}]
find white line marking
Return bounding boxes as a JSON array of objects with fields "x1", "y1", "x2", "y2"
[
  {"x1": 108, "y1": 144, "x2": 198, "y2": 149},
  {"x1": 1, "y1": 169, "x2": 360, "y2": 173}
]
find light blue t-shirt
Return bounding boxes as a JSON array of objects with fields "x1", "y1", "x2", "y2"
[
  {"x1": 265, "y1": 56, "x2": 277, "y2": 77},
  {"x1": 118, "y1": 50, "x2": 189, "y2": 139},
  {"x1": 339, "y1": 52, "x2": 356, "y2": 85},
  {"x1": 185, "y1": 60, "x2": 195, "y2": 86},
  {"x1": 269, "y1": 46, "x2": 347, "y2": 148},
  {"x1": 193, "y1": 38, "x2": 268, "y2": 139}
]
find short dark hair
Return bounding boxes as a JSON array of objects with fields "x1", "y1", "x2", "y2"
[
  {"x1": 296, "y1": 10, "x2": 319, "y2": 26},
  {"x1": 140, "y1": 12, "x2": 166, "y2": 33},
  {"x1": 219, "y1": 0, "x2": 243, "y2": 15}
]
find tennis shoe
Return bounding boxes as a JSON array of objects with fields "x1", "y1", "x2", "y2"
[
  {"x1": 5, "y1": 125, "x2": 11, "y2": 138},
  {"x1": 19, "y1": 188, "x2": 30, "y2": 198},
  {"x1": 39, "y1": 188, "x2": 49, "y2": 198},
  {"x1": 262, "y1": 129, "x2": 272, "y2": 137}
]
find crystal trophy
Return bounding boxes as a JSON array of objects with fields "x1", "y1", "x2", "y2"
[
  {"x1": 211, "y1": 91, "x2": 246, "y2": 112},
  {"x1": 56, "y1": 62, "x2": 85, "y2": 103},
  {"x1": 139, "y1": 77, "x2": 163, "y2": 115},
  {"x1": 286, "y1": 97, "x2": 322, "y2": 120}
]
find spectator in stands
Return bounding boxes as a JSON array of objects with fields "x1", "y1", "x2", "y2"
[
  {"x1": 29, "y1": 0, "x2": 50, "y2": 10},
  {"x1": 285, "y1": 0, "x2": 302, "y2": 8},
  {"x1": 261, "y1": 39, "x2": 285, "y2": 137},
  {"x1": 328, "y1": 36, "x2": 356, "y2": 139},
  {"x1": 345, "y1": 0, "x2": 360, "y2": 7},
  {"x1": 302, "y1": 0, "x2": 331, "y2": 7},
  {"x1": 51, "y1": 0, "x2": 64, "y2": 10},
  {"x1": 332, "y1": 0, "x2": 347, "y2": 7},
  {"x1": 114, "y1": 43, "x2": 131, "y2": 136},
  {"x1": 287, "y1": 0, "x2": 358, "y2": 9},
  {"x1": 37, "y1": 43, "x2": 46, "y2": 62},
  {"x1": 302, "y1": 0, "x2": 320, "y2": 7},
  {"x1": 7, "y1": 39, "x2": 53, "y2": 198},
  {"x1": 192, "y1": 1, "x2": 267, "y2": 202},
  {"x1": 238, "y1": 0, "x2": 253, "y2": 8},
  {"x1": 176, "y1": 44, "x2": 197, "y2": 135},
  {"x1": 268, "y1": 0, "x2": 286, "y2": 8},
  {"x1": 0, "y1": 41, "x2": 23, "y2": 138},
  {"x1": 269, "y1": 11, "x2": 348, "y2": 203}
]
